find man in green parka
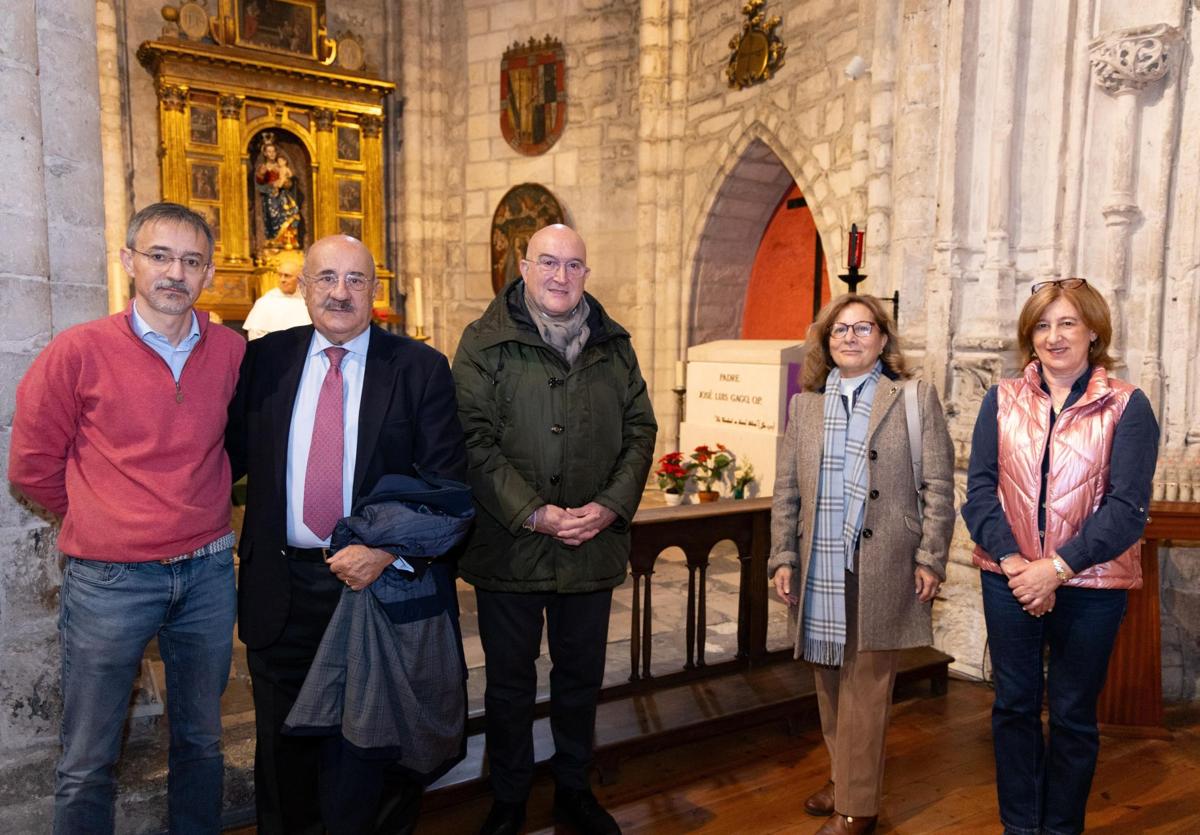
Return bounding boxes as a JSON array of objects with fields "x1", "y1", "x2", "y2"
[{"x1": 453, "y1": 224, "x2": 657, "y2": 835}]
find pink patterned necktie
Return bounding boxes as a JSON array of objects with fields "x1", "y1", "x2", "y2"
[{"x1": 303, "y1": 346, "x2": 348, "y2": 540}]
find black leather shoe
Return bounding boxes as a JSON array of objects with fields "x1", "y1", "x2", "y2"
[
  {"x1": 553, "y1": 787, "x2": 621, "y2": 835},
  {"x1": 479, "y1": 800, "x2": 525, "y2": 835}
]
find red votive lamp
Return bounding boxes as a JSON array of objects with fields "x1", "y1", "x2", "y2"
[{"x1": 847, "y1": 223, "x2": 864, "y2": 269}]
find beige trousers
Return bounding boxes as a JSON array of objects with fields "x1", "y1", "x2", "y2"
[{"x1": 812, "y1": 571, "x2": 900, "y2": 817}]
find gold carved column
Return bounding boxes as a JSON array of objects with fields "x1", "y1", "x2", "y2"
[
  {"x1": 359, "y1": 113, "x2": 385, "y2": 264},
  {"x1": 157, "y1": 82, "x2": 189, "y2": 202},
  {"x1": 218, "y1": 94, "x2": 249, "y2": 262},
  {"x1": 313, "y1": 107, "x2": 337, "y2": 240}
]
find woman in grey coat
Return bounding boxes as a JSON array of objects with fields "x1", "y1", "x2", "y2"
[{"x1": 769, "y1": 294, "x2": 955, "y2": 835}]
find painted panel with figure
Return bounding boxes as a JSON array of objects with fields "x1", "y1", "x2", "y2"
[
  {"x1": 236, "y1": 0, "x2": 320, "y2": 59},
  {"x1": 190, "y1": 106, "x2": 217, "y2": 145},
  {"x1": 337, "y1": 126, "x2": 360, "y2": 161},
  {"x1": 490, "y1": 183, "x2": 566, "y2": 294}
]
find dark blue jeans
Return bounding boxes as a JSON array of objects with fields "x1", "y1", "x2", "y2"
[
  {"x1": 55, "y1": 550, "x2": 235, "y2": 835},
  {"x1": 980, "y1": 570, "x2": 1126, "y2": 835}
]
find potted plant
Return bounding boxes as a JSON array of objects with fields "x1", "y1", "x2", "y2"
[
  {"x1": 690, "y1": 444, "x2": 734, "y2": 502},
  {"x1": 655, "y1": 451, "x2": 694, "y2": 506},
  {"x1": 732, "y1": 461, "x2": 756, "y2": 500}
]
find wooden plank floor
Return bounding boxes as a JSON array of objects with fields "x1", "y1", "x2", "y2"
[{"x1": 230, "y1": 679, "x2": 1200, "y2": 834}]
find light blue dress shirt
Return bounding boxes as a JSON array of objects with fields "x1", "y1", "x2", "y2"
[
  {"x1": 130, "y1": 301, "x2": 201, "y2": 383},
  {"x1": 287, "y1": 328, "x2": 369, "y2": 547}
]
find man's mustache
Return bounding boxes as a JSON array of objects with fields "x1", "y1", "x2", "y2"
[
  {"x1": 322, "y1": 299, "x2": 355, "y2": 312},
  {"x1": 154, "y1": 279, "x2": 190, "y2": 293}
]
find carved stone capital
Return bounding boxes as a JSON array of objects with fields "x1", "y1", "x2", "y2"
[
  {"x1": 1101, "y1": 202, "x2": 1141, "y2": 226},
  {"x1": 1089, "y1": 24, "x2": 1180, "y2": 95},
  {"x1": 313, "y1": 107, "x2": 336, "y2": 131},
  {"x1": 218, "y1": 94, "x2": 244, "y2": 119},
  {"x1": 358, "y1": 113, "x2": 384, "y2": 138},
  {"x1": 157, "y1": 82, "x2": 188, "y2": 112}
]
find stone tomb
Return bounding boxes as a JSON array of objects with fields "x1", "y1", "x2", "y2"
[{"x1": 679, "y1": 340, "x2": 807, "y2": 499}]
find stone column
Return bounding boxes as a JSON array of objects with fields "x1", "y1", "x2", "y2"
[
  {"x1": 96, "y1": 0, "x2": 131, "y2": 313},
  {"x1": 1089, "y1": 24, "x2": 1179, "y2": 383},
  {"x1": 633, "y1": 0, "x2": 689, "y2": 450},
  {"x1": 975, "y1": 0, "x2": 1021, "y2": 340},
  {"x1": 218, "y1": 94, "x2": 249, "y2": 263},
  {"x1": 925, "y1": 0, "x2": 968, "y2": 391},
  {"x1": 395, "y1": 0, "x2": 460, "y2": 351},
  {"x1": 0, "y1": 0, "x2": 106, "y2": 828}
]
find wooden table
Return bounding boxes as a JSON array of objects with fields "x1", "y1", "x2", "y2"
[{"x1": 1097, "y1": 501, "x2": 1200, "y2": 736}]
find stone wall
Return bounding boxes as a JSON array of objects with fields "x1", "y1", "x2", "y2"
[
  {"x1": 432, "y1": 0, "x2": 644, "y2": 361},
  {"x1": 0, "y1": 0, "x2": 108, "y2": 828}
]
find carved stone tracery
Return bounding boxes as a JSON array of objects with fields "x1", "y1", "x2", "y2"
[{"x1": 1089, "y1": 24, "x2": 1180, "y2": 95}]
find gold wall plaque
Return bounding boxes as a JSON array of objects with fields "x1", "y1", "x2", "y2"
[{"x1": 726, "y1": 0, "x2": 786, "y2": 90}]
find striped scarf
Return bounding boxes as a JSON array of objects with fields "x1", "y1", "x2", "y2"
[{"x1": 802, "y1": 362, "x2": 881, "y2": 666}]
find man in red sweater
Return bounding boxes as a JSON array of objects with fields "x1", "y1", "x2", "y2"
[{"x1": 9, "y1": 203, "x2": 245, "y2": 835}]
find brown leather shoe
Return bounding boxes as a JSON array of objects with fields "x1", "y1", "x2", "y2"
[
  {"x1": 804, "y1": 780, "x2": 835, "y2": 816},
  {"x1": 815, "y1": 813, "x2": 878, "y2": 835}
]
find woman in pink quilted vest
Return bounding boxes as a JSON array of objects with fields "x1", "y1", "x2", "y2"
[{"x1": 962, "y1": 279, "x2": 1159, "y2": 835}]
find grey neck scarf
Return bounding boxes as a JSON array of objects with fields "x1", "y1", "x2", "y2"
[{"x1": 524, "y1": 287, "x2": 591, "y2": 367}]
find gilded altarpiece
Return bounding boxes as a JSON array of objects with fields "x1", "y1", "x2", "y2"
[{"x1": 138, "y1": 39, "x2": 394, "y2": 320}]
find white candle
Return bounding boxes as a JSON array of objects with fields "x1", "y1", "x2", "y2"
[
  {"x1": 412, "y1": 276, "x2": 425, "y2": 330},
  {"x1": 674, "y1": 360, "x2": 685, "y2": 389}
]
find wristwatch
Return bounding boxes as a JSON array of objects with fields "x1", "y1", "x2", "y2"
[{"x1": 1050, "y1": 555, "x2": 1068, "y2": 582}]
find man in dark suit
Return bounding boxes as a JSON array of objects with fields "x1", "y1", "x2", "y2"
[{"x1": 226, "y1": 234, "x2": 466, "y2": 834}]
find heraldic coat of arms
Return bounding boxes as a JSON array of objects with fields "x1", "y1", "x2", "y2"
[{"x1": 500, "y1": 36, "x2": 567, "y2": 156}]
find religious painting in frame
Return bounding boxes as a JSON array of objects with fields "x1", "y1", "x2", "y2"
[
  {"x1": 190, "y1": 162, "x2": 220, "y2": 201},
  {"x1": 189, "y1": 105, "x2": 217, "y2": 146},
  {"x1": 372, "y1": 277, "x2": 390, "y2": 310},
  {"x1": 336, "y1": 125, "x2": 360, "y2": 161},
  {"x1": 500, "y1": 36, "x2": 567, "y2": 156},
  {"x1": 235, "y1": 0, "x2": 320, "y2": 60},
  {"x1": 337, "y1": 178, "x2": 362, "y2": 213},
  {"x1": 192, "y1": 204, "x2": 221, "y2": 243},
  {"x1": 338, "y1": 216, "x2": 363, "y2": 240},
  {"x1": 490, "y1": 183, "x2": 565, "y2": 294}
]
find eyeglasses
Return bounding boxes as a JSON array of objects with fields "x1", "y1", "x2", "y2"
[
  {"x1": 526, "y1": 255, "x2": 588, "y2": 279},
  {"x1": 830, "y1": 321, "x2": 877, "y2": 340},
  {"x1": 1031, "y1": 278, "x2": 1087, "y2": 295},
  {"x1": 303, "y1": 273, "x2": 373, "y2": 292},
  {"x1": 130, "y1": 248, "x2": 209, "y2": 276}
]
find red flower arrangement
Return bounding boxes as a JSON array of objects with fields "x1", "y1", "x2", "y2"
[
  {"x1": 654, "y1": 451, "x2": 695, "y2": 494},
  {"x1": 690, "y1": 444, "x2": 735, "y2": 491}
]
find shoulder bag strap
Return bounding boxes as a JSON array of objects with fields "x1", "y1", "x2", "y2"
[{"x1": 904, "y1": 377, "x2": 924, "y2": 516}]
